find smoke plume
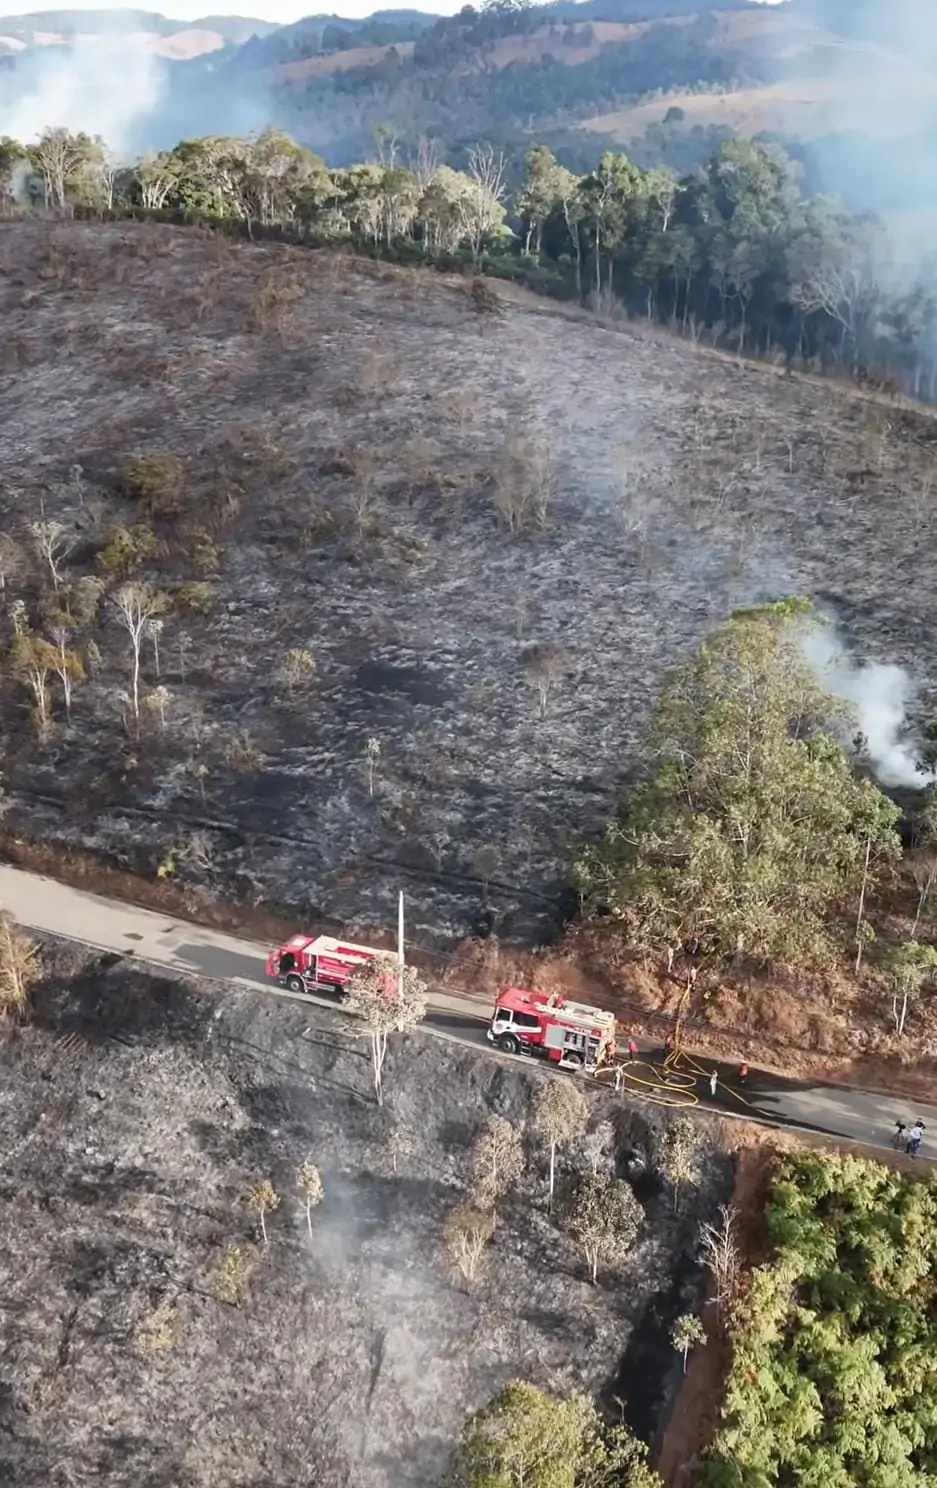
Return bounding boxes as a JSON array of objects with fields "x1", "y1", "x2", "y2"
[
  {"x1": 0, "y1": 38, "x2": 167, "y2": 160},
  {"x1": 801, "y1": 623, "x2": 932, "y2": 789}
]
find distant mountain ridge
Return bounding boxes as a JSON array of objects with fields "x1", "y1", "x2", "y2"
[{"x1": 0, "y1": 7, "x2": 278, "y2": 59}]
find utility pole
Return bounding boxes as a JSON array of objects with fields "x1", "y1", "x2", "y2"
[{"x1": 398, "y1": 890, "x2": 405, "y2": 996}]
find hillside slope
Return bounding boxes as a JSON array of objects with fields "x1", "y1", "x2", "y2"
[{"x1": 1, "y1": 219, "x2": 935, "y2": 969}]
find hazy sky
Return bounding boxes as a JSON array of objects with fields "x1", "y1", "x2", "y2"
[
  {"x1": 0, "y1": 0, "x2": 464, "y2": 19},
  {"x1": 0, "y1": 0, "x2": 784, "y2": 25}
]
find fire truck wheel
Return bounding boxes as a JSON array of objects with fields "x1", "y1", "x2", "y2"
[
  {"x1": 564, "y1": 1053, "x2": 584, "y2": 1070},
  {"x1": 285, "y1": 974, "x2": 305, "y2": 994},
  {"x1": 498, "y1": 1032, "x2": 520, "y2": 1055}
]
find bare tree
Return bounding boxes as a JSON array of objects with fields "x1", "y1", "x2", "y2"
[
  {"x1": 30, "y1": 518, "x2": 76, "y2": 590},
  {"x1": 146, "y1": 616, "x2": 163, "y2": 677},
  {"x1": 473, "y1": 845, "x2": 498, "y2": 903},
  {"x1": 471, "y1": 1114, "x2": 524, "y2": 1207},
  {"x1": 384, "y1": 1115, "x2": 416, "y2": 1174},
  {"x1": 444, "y1": 1203, "x2": 495, "y2": 1285},
  {"x1": 532, "y1": 1078, "x2": 589, "y2": 1209},
  {"x1": 296, "y1": 1160, "x2": 324, "y2": 1238},
  {"x1": 93, "y1": 143, "x2": 122, "y2": 209},
  {"x1": 49, "y1": 625, "x2": 84, "y2": 720},
  {"x1": 910, "y1": 849, "x2": 937, "y2": 936},
  {"x1": 579, "y1": 1119, "x2": 616, "y2": 1177},
  {"x1": 0, "y1": 912, "x2": 40, "y2": 1020},
  {"x1": 671, "y1": 1312, "x2": 706, "y2": 1373},
  {"x1": 0, "y1": 531, "x2": 24, "y2": 597},
  {"x1": 144, "y1": 684, "x2": 172, "y2": 729},
  {"x1": 345, "y1": 954, "x2": 427, "y2": 1106},
  {"x1": 215, "y1": 1244, "x2": 251, "y2": 1307},
  {"x1": 658, "y1": 1115, "x2": 702, "y2": 1212},
  {"x1": 245, "y1": 1179, "x2": 279, "y2": 1245},
  {"x1": 460, "y1": 145, "x2": 506, "y2": 262},
  {"x1": 492, "y1": 433, "x2": 554, "y2": 533},
  {"x1": 410, "y1": 134, "x2": 441, "y2": 192},
  {"x1": 113, "y1": 583, "x2": 166, "y2": 734},
  {"x1": 563, "y1": 1172, "x2": 643, "y2": 1284},
  {"x1": 791, "y1": 240, "x2": 881, "y2": 371},
  {"x1": 521, "y1": 642, "x2": 567, "y2": 720},
  {"x1": 364, "y1": 736, "x2": 381, "y2": 798},
  {"x1": 699, "y1": 1204, "x2": 740, "y2": 1319},
  {"x1": 177, "y1": 630, "x2": 193, "y2": 682},
  {"x1": 277, "y1": 647, "x2": 316, "y2": 698}
]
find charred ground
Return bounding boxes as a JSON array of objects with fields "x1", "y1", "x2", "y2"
[
  {"x1": 0, "y1": 940, "x2": 732, "y2": 1487},
  {"x1": 2, "y1": 218, "x2": 937, "y2": 1066}
]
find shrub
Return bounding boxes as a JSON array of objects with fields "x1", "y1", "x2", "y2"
[
  {"x1": 97, "y1": 523, "x2": 161, "y2": 575},
  {"x1": 118, "y1": 453, "x2": 184, "y2": 516}
]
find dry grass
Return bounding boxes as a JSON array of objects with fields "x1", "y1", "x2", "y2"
[{"x1": 2, "y1": 219, "x2": 937, "y2": 1070}]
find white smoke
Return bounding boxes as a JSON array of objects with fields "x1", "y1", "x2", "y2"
[
  {"x1": 801, "y1": 624, "x2": 933, "y2": 789},
  {"x1": 0, "y1": 37, "x2": 166, "y2": 160}
]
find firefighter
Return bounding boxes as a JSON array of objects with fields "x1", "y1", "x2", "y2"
[{"x1": 906, "y1": 1120, "x2": 925, "y2": 1158}]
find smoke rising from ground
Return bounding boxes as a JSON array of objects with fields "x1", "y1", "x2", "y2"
[
  {"x1": 0, "y1": 39, "x2": 167, "y2": 159},
  {"x1": 766, "y1": 1, "x2": 937, "y2": 278},
  {"x1": 802, "y1": 623, "x2": 932, "y2": 789}
]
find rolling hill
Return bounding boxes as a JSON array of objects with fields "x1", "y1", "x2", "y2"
[{"x1": 0, "y1": 7, "x2": 276, "y2": 60}]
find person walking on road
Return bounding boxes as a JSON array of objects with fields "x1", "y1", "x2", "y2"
[
  {"x1": 906, "y1": 1121, "x2": 925, "y2": 1157},
  {"x1": 709, "y1": 1069, "x2": 718, "y2": 1097},
  {"x1": 627, "y1": 1039, "x2": 639, "y2": 1063}
]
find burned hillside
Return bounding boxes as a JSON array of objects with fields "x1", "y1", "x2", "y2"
[
  {"x1": 0, "y1": 940, "x2": 732, "y2": 1487},
  {"x1": 0, "y1": 219, "x2": 936, "y2": 952}
]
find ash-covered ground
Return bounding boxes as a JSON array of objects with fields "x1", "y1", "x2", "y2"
[
  {"x1": 1, "y1": 219, "x2": 935, "y2": 949},
  {"x1": 0, "y1": 940, "x2": 732, "y2": 1488}
]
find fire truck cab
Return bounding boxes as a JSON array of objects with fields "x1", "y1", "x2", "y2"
[
  {"x1": 266, "y1": 934, "x2": 384, "y2": 997},
  {"x1": 487, "y1": 987, "x2": 616, "y2": 1071}
]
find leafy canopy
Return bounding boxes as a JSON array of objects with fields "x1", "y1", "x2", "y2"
[
  {"x1": 447, "y1": 1380, "x2": 661, "y2": 1488},
  {"x1": 574, "y1": 600, "x2": 901, "y2": 968},
  {"x1": 703, "y1": 1151, "x2": 937, "y2": 1488}
]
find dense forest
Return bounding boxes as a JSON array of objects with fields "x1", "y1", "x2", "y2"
[
  {"x1": 4, "y1": 121, "x2": 936, "y2": 398},
  {"x1": 261, "y1": 6, "x2": 766, "y2": 167},
  {"x1": 704, "y1": 1150, "x2": 937, "y2": 1486}
]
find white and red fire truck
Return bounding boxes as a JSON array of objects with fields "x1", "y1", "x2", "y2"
[
  {"x1": 266, "y1": 933, "x2": 385, "y2": 996},
  {"x1": 487, "y1": 986, "x2": 617, "y2": 1071}
]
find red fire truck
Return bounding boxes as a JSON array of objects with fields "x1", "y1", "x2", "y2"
[
  {"x1": 266, "y1": 933, "x2": 386, "y2": 996},
  {"x1": 487, "y1": 987, "x2": 617, "y2": 1071}
]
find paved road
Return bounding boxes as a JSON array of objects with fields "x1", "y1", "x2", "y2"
[{"x1": 2, "y1": 863, "x2": 935, "y2": 1157}]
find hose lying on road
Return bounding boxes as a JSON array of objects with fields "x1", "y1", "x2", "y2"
[{"x1": 594, "y1": 1047, "x2": 758, "y2": 1112}]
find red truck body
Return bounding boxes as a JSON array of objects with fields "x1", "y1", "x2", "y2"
[
  {"x1": 486, "y1": 986, "x2": 616, "y2": 1070},
  {"x1": 266, "y1": 933, "x2": 385, "y2": 995}
]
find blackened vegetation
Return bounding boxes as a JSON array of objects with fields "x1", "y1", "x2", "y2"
[
  {"x1": 0, "y1": 940, "x2": 732, "y2": 1487},
  {"x1": 2, "y1": 221, "x2": 936, "y2": 968}
]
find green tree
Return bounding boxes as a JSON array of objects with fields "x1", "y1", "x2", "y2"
[
  {"x1": 0, "y1": 135, "x2": 25, "y2": 204},
  {"x1": 563, "y1": 1172, "x2": 642, "y2": 1284},
  {"x1": 517, "y1": 144, "x2": 574, "y2": 258},
  {"x1": 671, "y1": 1312, "x2": 706, "y2": 1372},
  {"x1": 574, "y1": 601, "x2": 901, "y2": 969},
  {"x1": 883, "y1": 939, "x2": 937, "y2": 1036},
  {"x1": 345, "y1": 954, "x2": 427, "y2": 1105},
  {"x1": 448, "y1": 1380, "x2": 661, "y2": 1488},
  {"x1": 28, "y1": 127, "x2": 103, "y2": 209}
]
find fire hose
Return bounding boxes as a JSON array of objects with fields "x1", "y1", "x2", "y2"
[{"x1": 592, "y1": 981, "x2": 759, "y2": 1112}]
